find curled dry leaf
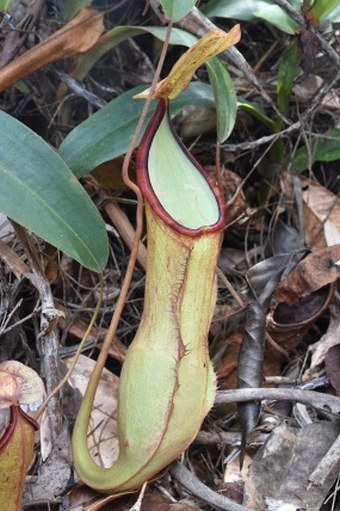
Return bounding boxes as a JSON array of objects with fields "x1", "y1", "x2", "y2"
[
  {"x1": 237, "y1": 254, "x2": 296, "y2": 444},
  {"x1": 274, "y1": 244, "x2": 340, "y2": 305},
  {"x1": 0, "y1": 7, "x2": 104, "y2": 92},
  {"x1": 0, "y1": 361, "x2": 44, "y2": 409}
]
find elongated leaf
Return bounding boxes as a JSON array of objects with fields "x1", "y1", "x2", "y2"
[
  {"x1": 277, "y1": 41, "x2": 301, "y2": 116},
  {"x1": 207, "y1": 58, "x2": 237, "y2": 142},
  {"x1": 237, "y1": 99, "x2": 276, "y2": 132},
  {"x1": 0, "y1": 111, "x2": 108, "y2": 271},
  {"x1": 291, "y1": 129, "x2": 340, "y2": 173},
  {"x1": 160, "y1": 0, "x2": 197, "y2": 22},
  {"x1": 324, "y1": 5, "x2": 340, "y2": 21},
  {"x1": 72, "y1": 26, "x2": 198, "y2": 82},
  {"x1": 61, "y1": 0, "x2": 92, "y2": 20},
  {"x1": 202, "y1": 0, "x2": 298, "y2": 34},
  {"x1": 308, "y1": 0, "x2": 340, "y2": 22},
  {"x1": 59, "y1": 83, "x2": 215, "y2": 178},
  {"x1": 0, "y1": 0, "x2": 11, "y2": 11}
]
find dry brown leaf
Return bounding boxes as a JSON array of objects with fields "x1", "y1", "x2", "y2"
[
  {"x1": 274, "y1": 245, "x2": 340, "y2": 304},
  {"x1": 325, "y1": 344, "x2": 340, "y2": 396},
  {"x1": 205, "y1": 166, "x2": 248, "y2": 224},
  {"x1": 65, "y1": 354, "x2": 119, "y2": 469},
  {"x1": 91, "y1": 158, "x2": 134, "y2": 193},
  {"x1": 104, "y1": 201, "x2": 147, "y2": 270},
  {"x1": 303, "y1": 316, "x2": 340, "y2": 381},
  {"x1": 0, "y1": 240, "x2": 31, "y2": 280},
  {"x1": 302, "y1": 178, "x2": 340, "y2": 248},
  {"x1": 0, "y1": 8, "x2": 104, "y2": 92},
  {"x1": 57, "y1": 309, "x2": 127, "y2": 363}
]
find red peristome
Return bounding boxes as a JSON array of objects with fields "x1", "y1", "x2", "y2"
[
  {"x1": 0, "y1": 406, "x2": 38, "y2": 453},
  {"x1": 136, "y1": 99, "x2": 226, "y2": 237},
  {"x1": 0, "y1": 405, "x2": 18, "y2": 453},
  {"x1": 18, "y1": 407, "x2": 39, "y2": 430}
]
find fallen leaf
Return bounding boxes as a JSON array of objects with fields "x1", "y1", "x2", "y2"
[
  {"x1": 65, "y1": 354, "x2": 119, "y2": 468},
  {"x1": 274, "y1": 245, "x2": 340, "y2": 304},
  {"x1": 302, "y1": 178, "x2": 340, "y2": 248},
  {"x1": 0, "y1": 240, "x2": 31, "y2": 280},
  {"x1": 0, "y1": 7, "x2": 104, "y2": 92},
  {"x1": 91, "y1": 157, "x2": 134, "y2": 192},
  {"x1": 205, "y1": 166, "x2": 248, "y2": 224},
  {"x1": 104, "y1": 201, "x2": 147, "y2": 270},
  {"x1": 303, "y1": 316, "x2": 340, "y2": 381},
  {"x1": 325, "y1": 344, "x2": 340, "y2": 396}
]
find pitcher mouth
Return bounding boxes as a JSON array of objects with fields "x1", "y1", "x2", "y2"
[{"x1": 136, "y1": 99, "x2": 226, "y2": 237}]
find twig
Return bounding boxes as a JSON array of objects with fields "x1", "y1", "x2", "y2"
[
  {"x1": 35, "y1": 275, "x2": 104, "y2": 420},
  {"x1": 102, "y1": 198, "x2": 147, "y2": 270},
  {"x1": 54, "y1": 71, "x2": 106, "y2": 108},
  {"x1": 215, "y1": 388, "x2": 340, "y2": 416},
  {"x1": 217, "y1": 267, "x2": 246, "y2": 309},
  {"x1": 273, "y1": 0, "x2": 340, "y2": 68},
  {"x1": 12, "y1": 222, "x2": 64, "y2": 440},
  {"x1": 195, "y1": 430, "x2": 267, "y2": 447},
  {"x1": 170, "y1": 461, "x2": 255, "y2": 511},
  {"x1": 222, "y1": 68, "x2": 340, "y2": 153},
  {"x1": 308, "y1": 434, "x2": 340, "y2": 487},
  {"x1": 177, "y1": 6, "x2": 290, "y2": 125}
]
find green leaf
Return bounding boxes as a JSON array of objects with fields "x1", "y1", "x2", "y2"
[
  {"x1": 0, "y1": 0, "x2": 11, "y2": 11},
  {"x1": 73, "y1": 26, "x2": 198, "y2": 82},
  {"x1": 237, "y1": 100, "x2": 276, "y2": 132},
  {"x1": 201, "y1": 0, "x2": 298, "y2": 34},
  {"x1": 308, "y1": 0, "x2": 340, "y2": 22},
  {"x1": 324, "y1": 4, "x2": 340, "y2": 22},
  {"x1": 291, "y1": 129, "x2": 340, "y2": 173},
  {"x1": 0, "y1": 112, "x2": 108, "y2": 271},
  {"x1": 206, "y1": 58, "x2": 237, "y2": 142},
  {"x1": 59, "y1": 83, "x2": 215, "y2": 178},
  {"x1": 277, "y1": 40, "x2": 301, "y2": 117},
  {"x1": 160, "y1": 0, "x2": 197, "y2": 22},
  {"x1": 61, "y1": 0, "x2": 92, "y2": 20}
]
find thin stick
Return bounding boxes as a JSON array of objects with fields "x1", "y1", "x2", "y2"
[
  {"x1": 35, "y1": 274, "x2": 104, "y2": 420},
  {"x1": 215, "y1": 388, "x2": 340, "y2": 416},
  {"x1": 170, "y1": 461, "x2": 255, "y2": 511},
  {"x1": 217, "y1": 267, "x2": 246, "y2": 309},
  {"x1": 308, "y1": 434, "x2": 340, "y2": 488}
]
